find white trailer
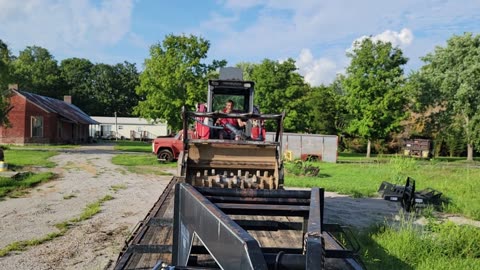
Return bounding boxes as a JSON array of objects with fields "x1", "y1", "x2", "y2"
[{"x1": 90, "y1": 116, "x2": 169, "y2": 140}]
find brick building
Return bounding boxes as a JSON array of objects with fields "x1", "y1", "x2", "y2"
[{"x1": 0, "y1": 85, "x2": 98, "y2": 144}]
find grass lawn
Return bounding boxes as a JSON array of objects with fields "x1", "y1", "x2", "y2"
[
  {"x1": 285, "y1": 154, "x2": 480, "y2": 270},
  {"x1": 111, "y1": 153, "x2": 175, "y2": 175},
  {"x1": 0, "y1": 172, "x2": 55, "y2": 198},
  {"x1": 7, "y1": 144, "x2": 78, "y2": 150},
  {"x1": 3, "y1": 149, "x2": 57, "y2": 169},
  {"x1": 0, "y1": 149, "x2": 58, "y2": 198},
  {"x1": 113, "y1": 140, "x2": 152, "y2": 153},
  {"x1": 285, "y1": 156, "x2": 480, "y2": 220},
  {"x1": 359, "y1": 217, "x2": 480, "y2": 270}
]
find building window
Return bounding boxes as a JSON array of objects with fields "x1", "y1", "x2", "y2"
[{"x1": 31, "y1": 116, "x2": 44, "y2": 137}]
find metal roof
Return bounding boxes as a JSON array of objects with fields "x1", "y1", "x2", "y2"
[
  {"x1": 90, "y1": 116, "x2": 166, "y2": 126},
  {"x1": 15, "y1": 90, "x2": 98, "y2": 125}
]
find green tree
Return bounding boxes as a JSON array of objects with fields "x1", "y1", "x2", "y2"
[
  {"x1": 0, "y1": 40, "x2": 13, "y2": 128},
  {"x1": 342, "y1": 38, "x2": 408, "y2": 158},
  {"x1": 0, "y1": 88, "x2": 13, "y2": 128},
  {"x1": 306, "y1": 85, "x2": 339, "y2": 134},
  {"x1": 250, "y1": 58, "x2": 310, "y2": 132},
  {"x1": 87, "y1": 62, "x2": 140, "y2": 116},
  {"x1": 419, "y1": 33, "x2": 480, "y2": 161},
  {"x1": 236, "y1": 62, "x2": 256, "y2": 81},
  {"x1": 11, "y1": 46, "x2": 62, "y2": 98},
  {"x1": 59, "y1": 58, "x2": 94, "y2": 111},
  {"x1": 134, "y1": 34, "x2": 226, "y2": 131},
  {"x1": 0, "y1": 39, "x2": 13, "y2": 90}
]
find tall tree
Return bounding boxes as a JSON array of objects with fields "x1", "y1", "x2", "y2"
[
  {"x1": 418, "y1": 33, "x2": 480, "y2": 161},
  {"x1": 11, "y1": 46, "x2": 62, "y2": 98},
  {"x1": 250, "y1": 58, "x2": 310, "y2": 132},
  {"x1": 342, "y1": 38, "x2": 408, "y2": 158},
  {"x1": 59, "y1": 57, "x2": 94, "y2": 111},
  {"x1": 87, "y1": 62, "x2": 140, "y2": 116},
  {"x1": 134, "y1": 34, "x2": 226, "y2": 131},
  {"x1": 236, "y1": 62, "x2": 256, "y2": 81},
  {"x1": 0, "y1": 39, "x2": 13, "y2": 128},
  {"x1": 0, "y1": 39, "x2": 13, "y2": 90},
  {"x1": 306, "y1": 85, "x2": 339, "y2": 134}
]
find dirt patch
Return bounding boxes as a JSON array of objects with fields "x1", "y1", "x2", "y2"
[{"x1": 0, "y1": 144, "x2": 172, "y2": 270}]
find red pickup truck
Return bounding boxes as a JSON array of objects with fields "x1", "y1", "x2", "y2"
[{"x1": 152, "y1": 130, "x2": 197, "y2": 162}]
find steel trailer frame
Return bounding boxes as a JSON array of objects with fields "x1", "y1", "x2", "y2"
[{"x1": 170, "y1": 183, "x2": 360, "y2": 270}]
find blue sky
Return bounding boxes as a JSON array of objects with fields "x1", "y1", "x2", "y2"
[{"x1": 1, "y1": 0, "x2": 479, "y2": 86}]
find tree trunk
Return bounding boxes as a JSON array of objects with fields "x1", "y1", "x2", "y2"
[
  {"x1": 366, "y1": 139, "x2": 371, "y2": 158},
  {"x1": 467, "y1": 143, "x2": 473, "y2": 161}
]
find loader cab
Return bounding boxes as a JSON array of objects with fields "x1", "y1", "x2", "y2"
[
  {"x1": 207, "y1": 80, "x2": 254, "y2": 113},
  {"x1": 206, "y1": 79, "x2": 255, "y2": 140}
]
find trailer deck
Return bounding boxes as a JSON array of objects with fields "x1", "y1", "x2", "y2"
[{"x1": 114, "y1": 177, "x2": 363, "y2": 270}]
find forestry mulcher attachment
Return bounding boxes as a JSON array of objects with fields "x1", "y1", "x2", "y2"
[{"x1": 115, "y1": 68, "x2": 363, "y2": 270}]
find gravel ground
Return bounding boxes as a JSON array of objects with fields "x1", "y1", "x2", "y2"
[
  {"x1": 0, "y1": 144, "x2": 477, "y2": 270},
  {"x1": 0, "y1": 144, "x2": 173, "y2": 270}
]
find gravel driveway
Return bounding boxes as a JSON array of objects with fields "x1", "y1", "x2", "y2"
[
  {"x1": 2, "y1": 144, "x2": 477, "y2": 270},
  {"x1": 0, "y1": 144, "x2": 173, "y2": 270}
]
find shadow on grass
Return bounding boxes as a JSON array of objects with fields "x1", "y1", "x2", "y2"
[
  {"x1": 321, "y1": 195, "x2": 412, "y2": 269},
  {"x1": 357, "y1": 227, "x2": 414, "y2": 270}
]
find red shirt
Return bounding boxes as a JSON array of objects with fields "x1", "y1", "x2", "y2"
[
  {"x1": 219, "y1": 117, "x2": 238, "y2": 133},
  {"x1": 219, "y1": 109, "x2": 240, "y2": 133}
]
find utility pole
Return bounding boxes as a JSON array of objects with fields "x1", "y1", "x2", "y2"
[{"x1": 115, "y1": 111, "x2": 118, "y2": 141}]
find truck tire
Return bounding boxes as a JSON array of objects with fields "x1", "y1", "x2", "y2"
[{"x1": 157, "y1": 149, "x2": 174, "y2": 162}]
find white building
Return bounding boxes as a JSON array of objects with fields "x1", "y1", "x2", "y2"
[{"x1": 90, "y1": 116, "x2": 169, "y2": 140}]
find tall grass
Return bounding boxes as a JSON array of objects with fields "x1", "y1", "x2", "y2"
[
  {"x1": 360, "y1": 215, "x2": 480, "y2": 270},
  {"x1": 284, "y1": 156, "x2": 480, "y2": 220}
]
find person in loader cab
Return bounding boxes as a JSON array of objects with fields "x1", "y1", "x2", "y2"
[{"x1": 216, "y1": 100, "x2": 246, "y2": 139}]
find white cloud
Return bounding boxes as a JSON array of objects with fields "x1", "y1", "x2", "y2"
[
  {"x1": 0, "y1": 0, "x2": 134, "y2": 57},
  {"x1": 203, "y1": 0, "x2": 479, "y2": 83},
  {"x1": 295, "y1": 49, "x2": 342, "y2": 86},
  {"x1": 353, "y1": 28, "x2": 414, "y2": 49}
]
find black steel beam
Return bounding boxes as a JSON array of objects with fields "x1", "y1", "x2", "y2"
[
  {"x1": 187, "y1": 248, "x2": 308, "y2": 270},
  {"x1": 233, "y1": 220, "x2": 304, "y2": 231},
  {"x1": 190, "y1": 246, "x2": 304, "y2": 256},
  {"x1": 129, "y1": 244, "x2": 172, "y2": 253},
  {"x1": 196, "y1": 187, "x2": 311, "y2": 199},
  {"x1": 205, "y1": 195, "x2": 310, "y2": 205},
  {"x1": 325, "y1": 249, "x2": 357, "y2": 259},
  {"x1": 264, "y1": 253, "x2": 305, "y2": 270},
  {"x1": 187, "y1": 111, "x2": 284, "y2": 120},
  {"x1": 216, "y1": 203, "x2": 310, "y2": 217}
]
